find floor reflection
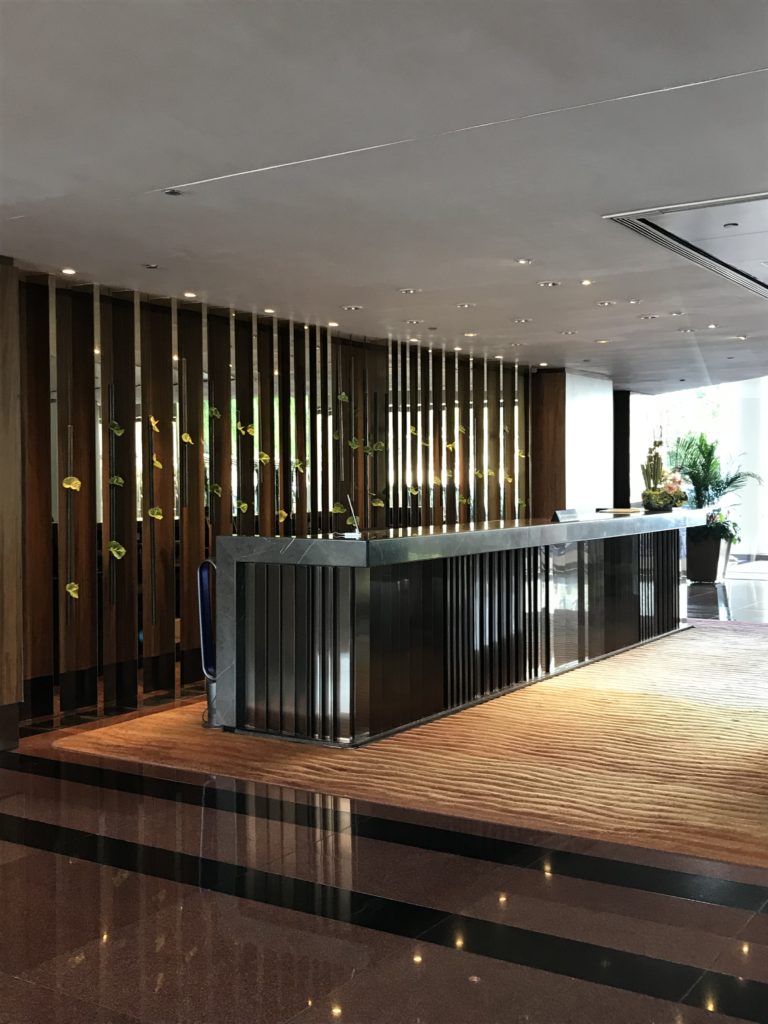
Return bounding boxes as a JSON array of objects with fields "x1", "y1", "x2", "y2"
[{"x1": 688, "y1": 578, "x2": 768, "y2": 623}]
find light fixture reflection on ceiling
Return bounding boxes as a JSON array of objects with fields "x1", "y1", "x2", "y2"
[
  {"x1": 61, "y1": 267, "x2": 76, "y2": 276},
  {"x1": 398, "y1": 287, "x2": 421, "y2": 294},
  {"x1": 678, "y1": 328, "x2": 695, "y2": 333},
  {"x1": 537, "y1": 281, "x2": 560, "y2": 288},
  {"x1": 143, "y1": 263, "x2": 159, "y2": 270},
  {"x1": 342, "y1": 305, "x2": 362, "y2": 311},
  {"x1": 264, "y1": 308, "x2": 275, "y2": 314},
  {"x1": 515, "y1": 258, "x2": 532, "y2": 265},
  {"x1": 494, "y1": 355, "x2": 503, "y2": 360},
  {"x1": 453, "y1": 346, "x2": 462, "y2": 351},
  {"x1": 404, "y1": 319, "x2": 424, "y2": 325},
  {"x1": 707, "y1": 323, "x2": 718, "y2": 329},
  {"x1": 409, "y1": 337, "x2": 420, "y2": 343},
  {"x1": 511, "y1": 318, "x2": 532, "y2": 324},
  {"x1": 539, "y1": 361, "x2": 548, "y2": 367},
  {"x1": 735, "y1": 335, "x2": 748, "y2": 341},
  {"x1": 463, "y1": 332, "x2": 478, "y2": 337},
  {"x1": 581, "y1": 279, "x2": 593, "y2": 286},
  {"x1": 595, "y1": 339, "x2": 611, "y2": 345},
  {"x1": 627, "y1": 298, "x2": 641, "y2": 304},
  {"x1": 596, "y1": 300, "x2": 615, "y2": 307},
  {"x1": 328, "y1": 321, "x2": 339, "y2": 328},
  {"x1": 669, "y1": 310, "x2": 684, "y2": 316},
  {"x1": 183, "y1": 291, "x2": 197, "y2": 299},
  {"x1": 638, "y1": 314, "x2": 659, "y2": 320},
  {"x1": 456, "y1": 303, "x2": 475, "y2": 309},
  {"x1": 560, "y1": 330, "x2": 577, "y2": 336}
]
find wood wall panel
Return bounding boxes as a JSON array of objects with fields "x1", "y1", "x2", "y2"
[
  {"x1": 56, "y1": 288, "x2": 98, "y2": 710},
  {"x1": 293, "y1": 324, "x2": 308, "y2": 534},
  {"x1": 457, "y1": 357, "x2": 471, "y2": 524},
  {"x1": 234, "y1": 317, "x2": 256, "y2": 536},
  {"x1": 19, "y1": 281, "x2": 54, "y2": 717},
  {"x1": 444, "y1": 353, "x2": 457, "y2": 526},
  {"x1": 178, "y1": 307, "x2": 205, "y2": 685},
  {"x1": 101, "y1": 296, "x2": 138, "y2": 706},
  {"x1": 472, "y1": 358, "x2": 486, "y2": 523},
  {"x1": 530, "y1": 369, "x2": 566, "y2": 519},
  {"x1": 140, "y1": 303, "x2": 175, "y2": 693},
  {"x1": 276, "y1": 319, "x2": 292, "y2": 534},
  {"x1": 256, "y1": 316, "x2": 276, "y2": 536},
  {"x1": 0, "y1": 263, "x2": 24, "y2": 719},
  {"x1": 207, "y1": 313, "x2": 233, "y2": 546},
  {"x1": 487, "y1": 361, "x2": 501, "y2": 520}
]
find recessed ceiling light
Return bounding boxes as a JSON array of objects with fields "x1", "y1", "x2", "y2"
[
  {"x1": 515, "y1": 258, "x2": 533, "y2": 265},
  {"x1": 735, "y1": 335, "x2": 748, "y2": 341},
  {"x1": 398, "y1": 287, "x2": 421, "y2": 294},
  {"x1": 163, "y1": 188, "x2": 183, "y2": 196},
  {"x1": 183, "y1": 291, "x2": 197, "y2": 299},
  {"x1": 143, "y1": 263, "x2": 159, "y2": 270},
  {"x1": 595, "y1": 339, "x2": 612, "y2": 345},
  {"x1": 596, "y1": 300, "x2": 616, "y2": 307},
  {"x1": 463, "y1": 332, "x2": 478, "y2": 338},
  {"x1": 93, "y1": 347, "x2": 100, "y2": 355},
  {"x1": 173, "y1": 354, "x2": 179, "y2": 361},
  {"x1": 538, "y1": 281, "x2": 560, "y2": 288},
  {"x1": 727, "y1": 356, "x2": 735, "y2": 360},
  {"x1": 494, "y1": 355, "x2": 503, "y2": 360},
  {"x1": 408, "y1": 337, "x2": 420, "y2": 342},
  {"x1": 679, "y1": 378, "x2": 686, "y2": 382},
  {"x1": 304, "y1": 324, "x2": 309, "y2": 330},
  {"x1": 669, "y1": 310, "x2": 684, "y2": 316},
  {"x1": 61, "y1": 267, "x2": 76, "y2": 276},
  {"x1": 678, "y1": 328, "x2": 695, "y2": 333},
  {"x1": 638, "y1": 314, "x2": 659, "y2": 320},
  {"x1": 511, "y1": 318, "x2": 532, "y2": 324},
  {"x1": 273, "y1": 369, "x2": 279, "y2": 376},
  {"x1": 404, "y1": 319, "x2": 424, "y2": 325},
  {"x1": 560, "y1": 330, "x2": 577, "y2": 336},
  {"x1": 723, "y1": 222, "x2": 739, "y2": 228},
  {"x1": 264, "y1": 308, "x2": 275, "y2": 314},
  {"x1": 581, "y1": 279, "x2": 593, "y2": 286},
  {"x1": 456, "y1": 303, "x2": 476, "y2": 309},
  {"x1": 328, "y1": 321, "x2": 339, "y2": 328},
  {"x1": 453, "y1": 346, "x2": 462, "y2": 351},
  {"x1": 539, "y1": 361, "x2": 549, "y2": 366},
  {"x1": 707, "y1": 323, "x2": 718, "y2": 329},
  {"x1": 627, "y1": 298, "x2": 642, "y2": 305},
  {"x1": 342, "y1": 305, "x2": 362, "y2": 311}
]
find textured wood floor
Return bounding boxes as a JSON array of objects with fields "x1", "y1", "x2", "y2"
[{"x1": 26, "y1": 622, "x2": 768, "y2": 867}]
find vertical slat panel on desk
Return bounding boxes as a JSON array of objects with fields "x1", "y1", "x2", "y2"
[
  {"x1": 457, "y1": 357, "x2": 471, "y2": 524},
  {"x1": 234, "y1": 317, "x2": 256, "y2": 536},
  {"x1": 256, "y1": 316, "x2": 275, "y2": 536},
  {"x1": 101, "y1": 296, "x2": 138, "y2": 706},
  {"x1": 207, "y1": 312, "x2": 233, "y2": 547},
  {"x1": 140, "y1": 303, "x2": 175, "y2": 694},
  {"x1": 56, "y1": 288, "x2": 98, "y2": 711},
  {"x1": 20, "y1": 281, "x2": 54, "y2": 718},
  {"x1": 178, "y1": 307, "x2": 205, "y2": 685},
  {"x1": 487, "y1": 360, "x2": 501, "y2": 520}
]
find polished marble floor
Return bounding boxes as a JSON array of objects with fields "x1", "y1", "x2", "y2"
[
  {"x1": 1, "y1": 747, "x2": 768, "y2": 1023},
  {"x1": 688, "y1": 578, "x2": 768, "y2": 624}
]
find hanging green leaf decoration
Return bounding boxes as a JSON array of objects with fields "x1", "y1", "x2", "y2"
[
  {"x1": 409, "y1": 425, "x2": 417, "y2": 435},
  {"x1": 331, "y1": 502, "x2": 346, "y2": 514},
  {"x1": 517, "y1": 449, "x2": 527, "y2": 459},
  {"x1": 278, "y1": 509, "x2": 288, "y2": 523},
  {"x1": 62, "y1": 476, "x2": 82, "y2": 492},
  {"x1": 373, "y1": 440, "x2": 386, "y2": 452},
  {"x1": 458, "y1": 494, "x2": 471, "y2": 505},
  {"x1": 152, "y1": 454, "x2": 163, "y2": 469},
  {"x1": 210, "y1": 483, "x2": 222, "y2": 498},
  {"x1": 107, "y1": 540, "x2": 126, "y2": 560},
  {"x1": 458, "y1": 424, "x2": 467, "y2": 435},
  {"x1": 486, "y1": 469, "x2": 495, "y2": 477},
  {"x1": 474, "y1": 469, "x2": 484, "y2": 479},
  {"x1": 210, "y1": 406, "x2": 221, "y2": 420},
  {"x1": 371, "y1": 497, "x2": 385, "y2": 509},
  {"x1": 236, "y1": 421, "x2": 246, "y2": 436},
  {"x1": 292, "y1": 460, "x2": 305, "y2": 473},
  {"x1": 150, "y1": 416, "x2": 160, "y2": 433},
  {"x1": 108, "y1": 474, "x2": 125, "y2": 488},
  {"x1": 446, "y1": 468, "x2": 454, "y2": 479},
  {"x1": 108, "y1": 420, "x2": 125, "y2": 437},
  {"x1": 503, "y1": 425, "x2": 510, "y2": 435},
  {"x1": 348, "y1": 437, "x2": 360, "y2": 451},
  {"x1": 337, "y1": 392, "x2": 349, "y2": 403},
  {"x1": 332, "y1": 430, "x2": 340, "y2": 441},
  {"x1": 258, "y1": 451, "x2": 271, "y2": 465},
  {"x1": 446, "y1": 441, "x2": 456, "y2": 452},
  {"x1": 237, "y1": 500, "x2": 248, "y2": 513},
  {"x1": 65, "y1": 581, "x2": 80, "y2": 600},
  {"x1": 246, "y1": 423, "x2": 255, "y2": 437},
  {"x1": 505, "y1": 474, "x2": 514, "y2": 484},
  {"x1": 433, "y1": 476, "x2": 442, "y2": 487},
  {"x1": 421, "y1": 439, "x2": 430, "y2": 447},
  {"x1": 363, "y1": 444, "x2": 374, "y2": 457},
  {"x1": 181, "y1": 432, "x2": 194, "y2": 445},
  {"x1": 345, "y1": 516, "x2": 357, "y2": 526},
  {"x1": 408, "y1": 486, "x2": 419, "y2": 496},
  {"x1": 148, "y1": 506, "x2": 163, "y2": 520}
]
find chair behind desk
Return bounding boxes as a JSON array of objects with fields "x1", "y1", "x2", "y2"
[{"x1": 197, "y1": 559, "x2": 217, "y2": 727}]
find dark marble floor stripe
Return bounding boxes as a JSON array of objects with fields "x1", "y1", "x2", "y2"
[
  {"x1": 4, "y1": 809, "x2": 763, "y2": 1017},
  {"x1": 3, "y1": 750, "x2": 768, "y2": 915}
]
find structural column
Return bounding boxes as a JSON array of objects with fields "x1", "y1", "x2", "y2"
[{"x1": 0, "y1": 259, "x2": 23, "y2": 749}]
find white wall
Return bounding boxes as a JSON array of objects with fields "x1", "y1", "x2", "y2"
[{"x1": 565, "y1": 372, "x2": 614, "y2": 513}]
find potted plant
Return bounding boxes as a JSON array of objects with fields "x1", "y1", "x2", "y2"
[
  {"x1": 668, "y1": 432, "x2": 761, "y2": 583},
  {"x1": 640, "y1": 436, "x2": 687, "y2": 512}
]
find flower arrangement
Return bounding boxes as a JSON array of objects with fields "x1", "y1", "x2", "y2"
[{"x1": 640, "y1": 435, "x2": 687, "y2": 512}]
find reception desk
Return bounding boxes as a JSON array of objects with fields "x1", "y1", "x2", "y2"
[{"x1": 212, "y1": 511, "x2": 704, "y2": 745}]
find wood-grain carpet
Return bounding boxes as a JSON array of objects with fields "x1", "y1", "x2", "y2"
[{"x1": 26, "y1": 622, "x2": 768, "y2": 867}]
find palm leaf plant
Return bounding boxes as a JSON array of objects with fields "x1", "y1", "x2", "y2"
[{"x1": 668, "y1": 432, "x2": 761, "y2": 509}]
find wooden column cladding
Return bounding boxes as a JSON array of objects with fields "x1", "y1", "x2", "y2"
[
  {"x1": 234, "y1": 316, "x2": 256, "y2": 537},
  {"x1": 178, "y1": 306, "x2": 205, "y2": 685},
  {"x1": 140, "y1": 303, "x2": 175, "y2": 694},
  {"x1": 530, "y1": 368, "x2": 566, "y2": 519},
  {"x1": 256, "y1": 316, "x2": 276, "y2": 536},
  {"x1": 0, "y1": 262, "x2": 24, "y2": 743},
  {"x1": 207, "y1": 311, "x2": 233, "y2": 548},
  {"x1": 100, "y1": 295, "x2": 138, "y2": 707},
  {"x1": 19, "y1": 280, "x2": 54, "y2": 718},
  {"x1": 56, "y1": 287, "x2": 98, "y2": 711}
]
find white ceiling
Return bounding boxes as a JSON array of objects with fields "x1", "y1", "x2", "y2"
[{"x1": 2, "y1": 0, "x2": 768, "y2": 393}]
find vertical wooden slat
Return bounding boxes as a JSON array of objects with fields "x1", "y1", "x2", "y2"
[
  {"x1": 445, "y1": 352, "x2": 457, "y2": 526},
  {"x1": 307, "y1": 325, "x2": 320, "y2": 534},
  {"x1": 432, "y1": 350, "x2": 444, "y2": 528},
  {"x1": 207, "y1": 312, "x2": 233, "y2": 545},
  {"x1": 276, "y1": 319, "x2": 292, "y2": 534},
  {"x1": 487, "y1": 360, "x2": 501, "y2": 521},
  {"x1": 472, "y1": 357, "x2": 486, "y2": 523},
  {"x1": 457, "y1": 356, "x2": 471, "y2": 524},
  {"x1": 0, "y1": 263, "x2": 24, "y2": 732},
  {"x1": 234, "y1": 317, "x2": 256, "y2": 536},
  {"x1": 256, "y1": 315, "x2": 275, "y2": 536},
  {"x1": 352, "y1": 345, "x2": 367, "y2": 529},
  {"x1": 420, "y1": 348, "x2": 431, "y2": 523},
  {"x1": 294, "y1": 323, "x2": 308, "y2": 535},
  {"x1": 409, "y1": 343, "x2": 420, "y2": 524},
  {"x1": 19, "y1": 281, "x2": 54, "y2": 718},
  {"x1": 56, "y1": 288, "x2": 98, "y2": 711},
  {"x1": 502, "y1": 366, "x2": 516, "y2": 518},
  {"x1": 101, "y1": 296, "x2": 138, "y2": 706},
  {"x1": 178, "y1": 306, "x2": 205, "y2": 685}
]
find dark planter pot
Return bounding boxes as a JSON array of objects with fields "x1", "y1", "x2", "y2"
[{"x1": 687, "y1": 527, "x2": 731, "y2": 583}]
